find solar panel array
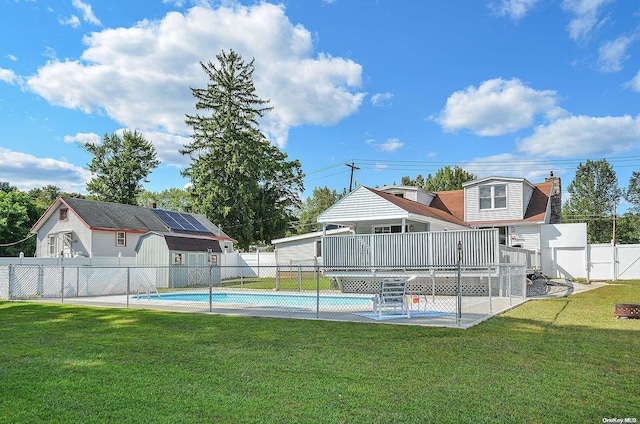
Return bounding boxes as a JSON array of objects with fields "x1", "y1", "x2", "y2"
[{"x1": 152, "y1": 209, "x2": 210, "y2": 233}]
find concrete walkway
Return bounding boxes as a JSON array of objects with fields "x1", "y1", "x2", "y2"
[{"x1": 529, "y1": 279, "x2": 608, "y2": 299}]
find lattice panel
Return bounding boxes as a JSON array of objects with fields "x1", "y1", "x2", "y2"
[{"x1": 337, "y1": 276, "x2": 490, "y2": 296}]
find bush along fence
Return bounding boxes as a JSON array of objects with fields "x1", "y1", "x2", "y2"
[{"x1": 0, "y1": 263, "x2": 526, "y2": 326}]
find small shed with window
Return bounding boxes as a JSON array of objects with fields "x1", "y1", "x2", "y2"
[{"x1": 135, "y1": 232, "x2": 225, "y2": 288}]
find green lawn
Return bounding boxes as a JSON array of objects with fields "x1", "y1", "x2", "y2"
[{"x1": 0, "y1": 281, "x2": 638, "y2": 423}]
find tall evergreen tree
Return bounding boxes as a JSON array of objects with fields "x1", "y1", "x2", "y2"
[
  {"x1": 181, "y1": 50, "x2": 303, "y2": 249},
  {"x1": 84, "y1": 130, "x2": 159, "y2": 205},
  {"x1": 563, "y1": 159, "x2": 622, "y2": 243}
]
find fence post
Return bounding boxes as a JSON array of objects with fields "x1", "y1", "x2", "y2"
[
  {"x1": 126, "y1": 267, "x2": 130, "y2": 308},
  {"x1": 487, "y1": 266, "x2": 493, "y2": 314},
  {"x1": 208, "y1": 248, "x2": 213, "y2": 313},
  {"x1": 316, "y1": 264, "x2": 320, "y2": 318},
  {"x1": 298, "y1": 265, "x2": 302, "y2": 291},
  {"x1": 38, "y1": 265, "x2": 43, "y2": 297},
  {"x1": 60, "y1": 253, "x2": 65, "y2": 304},
  {"x1": 8, "y1": 264, "x2": 13, "y2": 300},
  {"x1": 457, "y1": 241, "x2": 462, "y2": 322}
]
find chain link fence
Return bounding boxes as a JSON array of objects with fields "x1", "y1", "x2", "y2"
[{"x1": 0, "y1": 263, "x2": 526, "y2": 327}]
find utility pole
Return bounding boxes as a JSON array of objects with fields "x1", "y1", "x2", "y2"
[{"x1": 345, "y1": 161, "x2": 360, "y2": 192}]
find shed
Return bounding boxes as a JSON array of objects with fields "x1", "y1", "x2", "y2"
[{"x1": 135, "y1": 232, "x2": 224, "y2": 288}]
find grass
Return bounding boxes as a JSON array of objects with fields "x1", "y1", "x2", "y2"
[{"x1": 0, "y1": 281, "x2": 639, "y2": 423}]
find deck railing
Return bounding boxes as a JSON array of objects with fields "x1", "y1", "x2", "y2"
[
  {"x1": 322, "y1": 229, "x2": 503, "y2": 269},
  {"x1": 499, "y1": 245, "x2": 540, "y2": 270}
]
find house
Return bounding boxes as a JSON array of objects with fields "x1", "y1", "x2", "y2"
[
  {"x1": 30, "y1": 197, "x2": 235, "y2": 260},
  {"x1": 317, "y1": 173, "x2": 561, "y2": 252},
  {"x1": 273, "y1": 173, "x2": 560, "y2": 275},
  {"x1": 292, "y1": 173, "x2": 562, "y2": 295}
]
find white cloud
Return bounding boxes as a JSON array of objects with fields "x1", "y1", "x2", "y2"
[
  {"x1": 371, "y1": 92, "x2": 393, "y2": 107},
  {"x1": 598, "y1": 35, "x2": 635, "y2": 72},
  {"x1": 58, "y1": 15, "x2": 81, "y2": 28},
  {"x1": 0, "y1": 148, "x2": 91, "y2": 193},
  {"x1": 562, "y1": 0, "x2": 613, "y2": 42},
  {"x1": 379, "y1": 138, "x2": 404, "y2": 152},
  {"x1": 0, "y1": 68, "x2": 17, "y2": 84},
  {"x1": 465, "y1": 153, "x2": 554, "y2": 182},
  {"x1": 517, "y1": 115, "x2": 640, "y2": 157},
  {"x1": 627, "y1": 70, "x2": 640, "y2": 92},
  {"x1": 490, "y1": 0, "x2": 540, "y2": 20},
  {"x1": 72, "y1": 0, "x2": 102, "y2": 26},
  {"x1": 63, "y1": 132, "x2": 101, "y2": 144},
  {"x1": 7, "y1": 54, "x2": 17, "y2": 61},
  {"x1": 26, "y1": 4, "x2": 364, "y2": 150},
  {"x1": 366, "y1": 138, "x2": 404, "y2": 152},
  {"x1": 432, "y1": 78, "x2": 567, "y2": 136},
  {"x1": 373, "y1": 163, "x2": 388, "y2": 171}
]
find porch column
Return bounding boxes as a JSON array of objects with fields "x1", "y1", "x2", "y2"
[
  {"x1": 322, "y1": 223, "x2": 326, "y2": 236},
  {"x1": 401, "y1": 218, "x2": 406, "y2": 233}
]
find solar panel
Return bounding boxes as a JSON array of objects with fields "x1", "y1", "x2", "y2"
[
  {"x1": 152, "y1": 209, "x2": 211, "y2": 233},
  {"x1": 183, "y1": 214, "x2": 210, "y2": 232}
]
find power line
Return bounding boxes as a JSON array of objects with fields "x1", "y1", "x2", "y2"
[{"x1": 0, "y1": 233, "x2": 35, "y2": 247}]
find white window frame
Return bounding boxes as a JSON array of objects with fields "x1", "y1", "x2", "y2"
[
  {"x1": 48, "y1": 235, "x2": 57, "y2": 256},
  {"x1": 115, "y1": 231, "x2": 126, "y2": 247},
  {"x1": 372, "y1": 224, "x2": 408, "y2": 234},
  {"x1": 479, "y1": 184, "x2": 507, "y2": 210}
]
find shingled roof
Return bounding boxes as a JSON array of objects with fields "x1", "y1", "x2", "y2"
[
  {"x1": 60, "y1": 197, "x2": 168, "y2": 232},
  {"x1": 367, "y1": 187, "x2": 469, "y2": 227}
]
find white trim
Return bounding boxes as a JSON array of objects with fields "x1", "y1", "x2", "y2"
[{"x1": 271, "y1": 227, "x2": 352, "y2": 245}]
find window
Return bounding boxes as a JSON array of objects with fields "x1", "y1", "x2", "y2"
[
  {"x1": 59, "y1": 208, "x2": 68, "y2": 221},
  {"x1": 315, "y1": 240, "x2": 322, "y2": 257},
  {"x1": 479, "y1": 184, "x2": 507, "y2": 210},
  {"x1": 48, "y1": 235, "x2": 56, "y2": 256},
  {"x1": 116, "y1": 231, "x2": 126, "y2": 247},
  {"x1": 373, "y1": 225, "x2": 408, "y2": 234}
]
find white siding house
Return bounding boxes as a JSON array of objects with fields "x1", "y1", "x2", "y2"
[
  {"x1": 30, "y1": 197, "x2": 235, "y2": 260},
  {"x1": 288, "y1": 174, "x2": 563, "y2": 270}
]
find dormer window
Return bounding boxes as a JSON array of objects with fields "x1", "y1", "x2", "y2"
[{"x1": 479, "y1": 184, "x2": 507, "y2": 210}]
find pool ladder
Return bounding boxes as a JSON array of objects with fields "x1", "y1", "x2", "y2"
[{"x1": 137, "y1": 283, "x2": 159, "y2": 300}]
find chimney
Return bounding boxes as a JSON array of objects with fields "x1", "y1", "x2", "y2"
[
  {"x1": 545, "y1": 171, "x2": 562, "y2": 224},
  {"x1": 149, "y1": 202, "x2": 157, "y2": 209}
]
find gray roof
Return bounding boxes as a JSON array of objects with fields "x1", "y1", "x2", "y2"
[{"x1": 61, "y1": 197, "x2": 183, "y2": 233}]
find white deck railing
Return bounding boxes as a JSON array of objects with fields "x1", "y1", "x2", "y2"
[{"x1": 322, "y1": 229, "x2": 503, "y2": 269}]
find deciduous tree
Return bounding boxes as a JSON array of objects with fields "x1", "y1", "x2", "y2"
[
  {"x1": 402, "y1": 166, "x2": 475, "y2": 191},
  {"x1": 0, "y1": 188, "x2": 42, "y2": 256},
  {"x1": 563, "y1": 159, "x2": 622, "y2": 243},
  {"x1": 84, "y1": 130, "x2": 159, "y2": 205},
  {"x1": 295, "y1": 186, "x2": 345, "y2": 234}
]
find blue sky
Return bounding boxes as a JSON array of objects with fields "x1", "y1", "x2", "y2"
[{"x1": 1, "y1": 0, "x2": 640, "y2": 209}]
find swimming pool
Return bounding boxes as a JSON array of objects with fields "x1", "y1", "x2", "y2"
[{"x1": 138, "y1": 292, "x2": 375, "y2": 309}]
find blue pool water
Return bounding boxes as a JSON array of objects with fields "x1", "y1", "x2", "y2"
[{"x1": 140, "y1": 292, "x2": 374, "y2": 308}]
